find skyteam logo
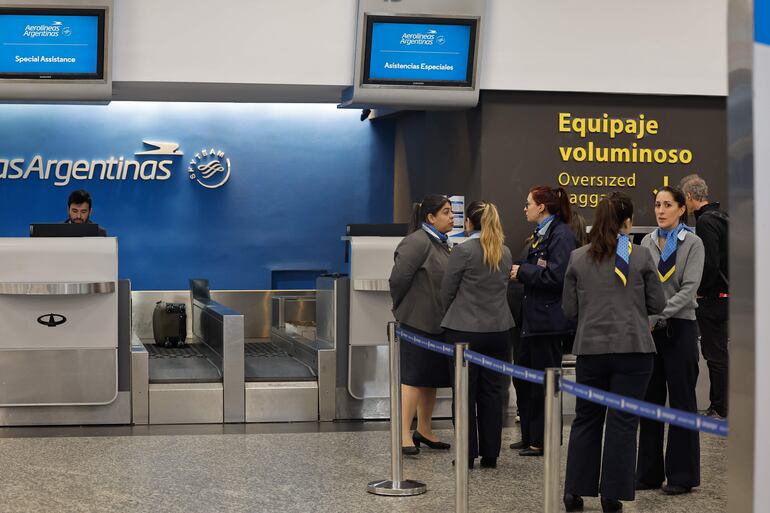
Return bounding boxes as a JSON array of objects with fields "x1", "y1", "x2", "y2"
[
  {"x1": 400, "y1": 28, "x2": 439, "y2": 46},
  {"x1": 187, "y1": 148, "x2": 231, "y2": 189}
]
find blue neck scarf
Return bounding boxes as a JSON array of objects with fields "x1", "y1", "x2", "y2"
[
  {"x1": 531, "y1": 214, "x2": 556, "y2": 249},
  {"x1": 536, "y1": 214, "x2": 556, "y2": 235},
  {"x1": 466, "y1": 230, "x2": 481, "y2": 240},
  {"x1": 656, "y1": 223, "x2": 692, "y2": 282},
  {"x1": 615, "y1": 233, "x2": 632, "y2": 286},
  {"x1": 422, "y1": 222, "x2": 448, "y2": 243}
]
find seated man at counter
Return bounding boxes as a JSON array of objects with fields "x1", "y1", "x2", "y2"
[{"x1": 64, "y1": 189, "x2": 107, "y2": 236}]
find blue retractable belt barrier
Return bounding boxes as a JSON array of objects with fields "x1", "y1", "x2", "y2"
[{"x1": 395, "y1": 325, "x2": 729, "y2": 437}]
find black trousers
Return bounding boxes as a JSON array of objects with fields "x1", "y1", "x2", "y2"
[
  {"x1": 564, "y1": 353, "x2": 653, "y2": 501},
  {"x1": 517, "y1": 334, "x2": 563, "y2": 447},
  {"x1": 696, "y1": 297, "x2": 729, "y2": 416},
  {"x1": 446, "y1": 329, "x2": 511, "y2": 460},
  {"x1": 637, "y1": 318, "x2": 701, "y2": 488}
]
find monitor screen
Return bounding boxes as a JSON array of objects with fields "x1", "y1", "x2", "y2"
[
  {"x1": 363, "y1": 16, "x2": 477, "y2": 87},
  {"x1": 30, "y1": 223, "x2": 105, "y2": 237},
  {"x1": 0, "y1": 8, "x2": 105, "y2": 80}
]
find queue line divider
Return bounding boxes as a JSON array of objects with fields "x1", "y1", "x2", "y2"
[{"x1": 395, "y1": 325, "x2": 729, "y2": 437}]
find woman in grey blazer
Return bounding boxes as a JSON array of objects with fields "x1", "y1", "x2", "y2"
[
  {"x1": 636, "y1": 187, "x2": 705, "y2": 495},
  {"x1": 562, "y1": 193, "x2": 665, "y2": 513},
  {"x1": 441, "y1": 201, "x2": 515, "y2": 469},
  {"x1": 389, "y1": 194, "x2": 454, "y2": 455}
]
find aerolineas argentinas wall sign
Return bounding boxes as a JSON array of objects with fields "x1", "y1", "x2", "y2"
[{"x1": 0, "y1": 140, "x2": 232, "y2": 189}]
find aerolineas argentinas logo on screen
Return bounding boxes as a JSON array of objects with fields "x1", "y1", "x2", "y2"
[
  {"x1": 400, "y1": 28, "x2": 445, "y2": 46},
  {"x1": 23, "y1": 21, "x2": 67, "y2": 39}
]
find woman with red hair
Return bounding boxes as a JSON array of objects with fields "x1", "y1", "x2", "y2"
[{"x1": 510, "y1": 186, "x2": 577, "y2": 456}]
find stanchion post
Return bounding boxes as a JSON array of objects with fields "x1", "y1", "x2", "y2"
[
  {"x1": 455, "y1": 342, "x2": 469, "y2": 513},
  {"x1": 367, "y1": 322, "x2": 427, "y2": 496},
  {"x1": 543, "y1": 367, "x2": 562, "y2": 513}
]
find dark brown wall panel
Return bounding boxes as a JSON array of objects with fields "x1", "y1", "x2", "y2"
[{"x1": 395, "y1": 91, "x2": 727, "y2": 249}]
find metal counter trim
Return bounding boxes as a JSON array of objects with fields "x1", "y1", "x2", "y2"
[
  {"x1": 352, "y1": 279, "x2": 390, "y2": 291},
  {"x1": 0, "y1": 281, "x2": 116, "y2": 295}
]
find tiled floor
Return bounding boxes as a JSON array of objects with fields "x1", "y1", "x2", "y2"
[{"x1": 0, "y1": 422, "x2": 726, "y2": 513}]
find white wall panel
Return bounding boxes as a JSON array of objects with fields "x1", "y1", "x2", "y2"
[
  {"x1": 112, "y1": 0, "x2": 357, "y2": 85},
  {"x1": 111, "y1": 0, "x2": 727, "y2": 96},
  {"x1": 480, "y1": 0, "x2": 728, "y2": 95}
]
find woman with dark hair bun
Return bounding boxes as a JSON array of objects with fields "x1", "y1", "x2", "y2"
[
  {"x1": 636, "y1": 186, "x2": 704, "y2": 496},
  {"x1": 561, "y1": 192, "x2": 665, "y2": 513},
  {"x1": 389, "y1": 194, "x2": 454, "y2": 455},
  {"x1": 509, "y1": 186, "x2": 577, "y2": 456}
]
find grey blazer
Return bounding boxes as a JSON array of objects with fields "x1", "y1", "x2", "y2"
[
  {"x1": 441, "y1": 238, "x2": 515, "y2": 333},
  {"x1": 389, "y1": 229, "x2": 450, "y2": 334},
  {"x1": 562, "y1": 244, "x2": 666, "y2": 355},
  {"x1": 641, "y1": 229, "x2": 705, "y2": 323}
]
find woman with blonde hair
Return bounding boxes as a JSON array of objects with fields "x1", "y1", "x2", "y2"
[{"x1": 441, "y1": 200, "x2": 515, "y2": 469}]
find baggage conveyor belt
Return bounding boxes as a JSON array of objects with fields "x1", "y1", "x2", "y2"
[
  {"x1": 142, "y1": 340, "x2": 317, "y2": 383},
  {"x1": 144, "y1": 341, "x2": 223, "y2": 384},
  {"x1": 244, "y1": 339, "x2": 316, "y2": 382}
]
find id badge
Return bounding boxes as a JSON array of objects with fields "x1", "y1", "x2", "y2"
[{"x1": 537, "y1": 258, "x2": 547, "y2": 268}]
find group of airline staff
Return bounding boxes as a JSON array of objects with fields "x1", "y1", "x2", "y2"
[{"x1": 389, "y1": 185, "x2": 704, "y2": 513}]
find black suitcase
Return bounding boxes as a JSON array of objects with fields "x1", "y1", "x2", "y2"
[{"x1": 152, "y1": 301, "x2": 187, "y2": 347}]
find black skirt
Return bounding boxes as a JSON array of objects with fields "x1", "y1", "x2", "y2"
[{"x1": 399, "y1": 323, "x2": 452, "y2": 388}]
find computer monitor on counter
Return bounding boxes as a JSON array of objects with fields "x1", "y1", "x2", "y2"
[{"x1": 29, "y1": 223, "x2": 105, "y2": 237}]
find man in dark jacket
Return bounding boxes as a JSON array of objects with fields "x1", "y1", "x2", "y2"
[{"x1": 680, "y1": 174, "x2": 729, "y2": 419}]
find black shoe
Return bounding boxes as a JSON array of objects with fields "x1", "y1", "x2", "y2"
[
  {"x1": 518, "y1": 447, "x2": 544, "y2": 457},
  {"x1": 413, "y1": 431, "x2": 451, "y2": 450},
  {"x1": 401, "y1": 445, "x2": 420, "y2": 456},
  {"x1": 563, "y1": 493, "x2": 584, "y2": 511},
  {"x1": 600, "y1": 497, "x2": 622, "y2": 512},
  {"x1": 451, "y1": 459, "x2": 475, "y2": 469},
  {"x1": 662, "y1": 484, "x2": 692, "y2": 495},
  {"x1": 635, "y1": 481, "x2": 661, "y2": 491},
  {"x1": 509, "y1": 440, "x2": 528, "y2": 450},
  {"x1": 480, "y1": 457, "x2": 497, "y2": 469},
  {"x1": 704, "y1": 407, "x2": 727, "y2": 420}
]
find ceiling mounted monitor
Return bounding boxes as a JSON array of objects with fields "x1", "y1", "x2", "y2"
[
  {"x1": 0, "y1": 1, "x2": 112, "y2": 102},
  {"x1": 0, "y1": 7, "x2": 105, "y2": 80},
  {"x1": 340, "y1": 0, "x2": 484, "y2": 110},
  {"x1": 363, "y1": 16, "x2": 477, "y2": 88}
]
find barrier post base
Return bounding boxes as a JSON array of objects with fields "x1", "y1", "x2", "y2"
[{"x1": 367, "y1": 479, "x2": 427, "y2": 496}]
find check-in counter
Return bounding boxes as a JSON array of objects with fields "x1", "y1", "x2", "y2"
[
  {"x1": 344, "y1": 236, "x2": 453, "y2": 419},
  {"x1": 0, "y1": 237, "x2": 131, "y2": 426}
]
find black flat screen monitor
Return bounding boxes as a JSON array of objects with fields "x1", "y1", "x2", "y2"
[
  {"x1": 190, "y1": 278, "x2": 211, "y2": 301},
  {"x1": 0, "y1": 7, "x2": 106, "y2": 80},
  {"x1": 362, "y1": 15, "x2": 478, "y2": 87},
  {"x1": 30, "y1": 223, "x2": 104, "y2": 237}
]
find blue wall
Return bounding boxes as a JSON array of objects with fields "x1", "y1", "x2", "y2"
[{"x1": 0, "y1": 102, "x2": 394, "y2": 290}]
